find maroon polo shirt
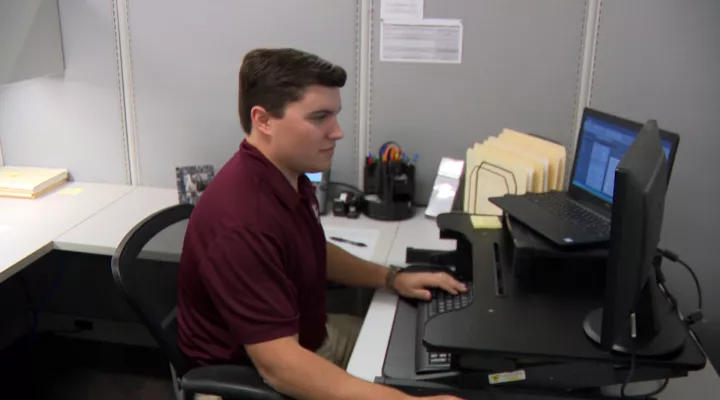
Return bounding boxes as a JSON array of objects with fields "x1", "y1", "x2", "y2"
[{"x1": 177, "y1": 140, "x2": 328, "y2": 367}]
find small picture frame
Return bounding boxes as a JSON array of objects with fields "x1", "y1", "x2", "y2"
[{"x1": 176, "y1": 165, "x2": 215, "y2": 205}]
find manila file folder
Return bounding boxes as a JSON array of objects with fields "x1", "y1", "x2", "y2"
[
  {"x1": 477, "y1": 140, "x2": 541, "y2": 192},
  {"x1": 0, "y1": 166, "x2": 68, "y2": 198},
  {"x1": 484, "y1": 137, "x2": 549, "y2": 192},
  {"x1": 500, "y1": 129, "x2": 567, "y2": 190}
]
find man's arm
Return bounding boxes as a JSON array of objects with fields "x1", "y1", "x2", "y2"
[
  {"x1": 326, "y1": 243, "x2": 466, "y2": 300},
  {"x1": 326, "y1": 242, "x2": 387, "y2": 288},
  {"x1": 247, "y1": 336, "x2": 458, "y2": 400}
]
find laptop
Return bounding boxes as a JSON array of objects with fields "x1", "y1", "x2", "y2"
[{"x1": 489, "y1": 108, "x2": 680, "y2": 247}]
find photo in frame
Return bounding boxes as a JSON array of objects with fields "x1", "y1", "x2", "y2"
[{"x1": 175, "y1": 165, "x2": 215, "y2": 205}]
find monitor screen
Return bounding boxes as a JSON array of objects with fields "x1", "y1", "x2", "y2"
[
  {"x1": 572, "y1": 115, "x2": 673, "y2": 203},
  {"x1": 305, "y1": 172, "x2": 323, "y2": 183}
]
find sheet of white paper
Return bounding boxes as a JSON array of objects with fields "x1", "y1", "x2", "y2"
[
  {"x1": 380, "y1": 19, "x2": 463, "y2": 64},
  {"x1": 380, "y1": 0, "x2": 424, "y2": 20},
  {"x1": 324, "y1": 227, "x2": 380, "y2": 262}
]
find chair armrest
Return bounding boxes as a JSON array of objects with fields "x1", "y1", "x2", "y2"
[{"x1": 182, "y1": 364, "x2": 289, "y2": 400}]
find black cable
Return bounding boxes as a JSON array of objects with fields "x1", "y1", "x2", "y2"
[
  {"x1": 621, "y1": 348, "x2": 636, "y2": 398},
  {"x1": 621, "y1": 344, "x2": 670, "y2": 399},
  {"x1": 658, "y1": 248, "x2": 703, "y2": 325}
]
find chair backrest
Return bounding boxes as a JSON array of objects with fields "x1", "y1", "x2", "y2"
[{"x1": 111, "y1": 203, "x2": 194, "y2": 373}]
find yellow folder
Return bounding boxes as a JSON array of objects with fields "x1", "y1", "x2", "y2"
[
  {"x1": 464, "y1": 146, "x2": 530, "y2": 215},
  {"x1": 487, "y1": 136, "x2": 551, "y2": 192},
  {"x1": 480, "y1": 139, "x2": 544, "y2": 192},
  {"x1": 0, "y1": 166, "x2": 68, "y2": 198},
  {"x1": 499, "y1": 129, "x2": 567, "y2": 190}
]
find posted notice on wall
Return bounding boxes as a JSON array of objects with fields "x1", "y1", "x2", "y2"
[
  {"x1": 380, "y1": 0, "x2": 424, "y2": 20},
  {"x1": 380, "y1": 19, "x2": 463, "y2": 64}
]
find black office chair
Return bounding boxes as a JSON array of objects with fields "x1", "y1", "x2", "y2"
[{"x1": 111, "y1": 204, "x2": 287, "y2": 399}]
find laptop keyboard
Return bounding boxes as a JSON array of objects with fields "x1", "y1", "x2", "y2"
[{"x1": 526, "y1": 193, "x2": 611, "y2": 237}]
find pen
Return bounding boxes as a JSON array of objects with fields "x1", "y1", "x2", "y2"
[{"x1": 329, "y1": 236, "x2": 367, "y2": 247}]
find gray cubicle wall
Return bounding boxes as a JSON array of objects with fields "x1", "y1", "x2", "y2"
[
  {"x1": 128, "y1": 0, "x2": 360, "y2": 188},
  {"x1": 0, "y1": 0, "x2": 128, "y2": 183},
  {"x1": 368, "y1": 0, "x2": 588, "y2": 203},
  {"x1": 589, "y1": 1, "x2": 720, "y2": 322}
]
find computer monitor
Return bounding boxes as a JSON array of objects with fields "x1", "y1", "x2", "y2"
[
  {"x1": 569, "y1": 108, "x2": 679, "y2": 209},
  {"x1": 583, "y1": 120, "x2": 686, "y2": 356}
]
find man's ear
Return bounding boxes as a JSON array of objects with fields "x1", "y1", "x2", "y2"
[{"x1": 250, "y1": 106, "x2": 272, "y2": 136}]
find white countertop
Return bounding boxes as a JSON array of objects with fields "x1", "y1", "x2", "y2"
[
  {"x1": 0, "y1": 182, "x2": 134, "y2": 284},
  {"x1": 54, "y1": 186, "x2": 179, "y2": 255}
]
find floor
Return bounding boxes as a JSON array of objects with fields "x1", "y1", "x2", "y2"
[{"x1": 0, "y1": 334, "x2": 176, "y2": 399}]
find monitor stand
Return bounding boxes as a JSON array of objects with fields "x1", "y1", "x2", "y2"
[{"x1": 583, "y1": 272, "x2": 687, "y2": 357}]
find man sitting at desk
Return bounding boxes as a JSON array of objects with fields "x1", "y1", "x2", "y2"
[{"x1": 177, "y1": 48, "x2": 465, "y2": 400}]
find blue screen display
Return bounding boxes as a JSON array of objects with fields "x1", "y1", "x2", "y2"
[
  {"x1": 572, "y1": 116, "x2": 673, "y2": 203},
  {"x1": 305, "y1": 172, "x2": 323, "y2": 183}
]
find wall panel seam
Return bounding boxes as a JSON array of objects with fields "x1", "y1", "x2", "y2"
[
  {"x1": 571, "y1": 0, "x2": 590, "y2": 148},
  {"x1": 570, "y1": 0, "x2": 602, "y2": 184},
  {"x1": 354, "y1": 0, "x2": 361, "y2": 187},
  {"x1": 113, "y1": 0, "x2": 140, "y2": 185},
  {"x1": 123, "y1": 0, "x2": 141, "y2": 184},
  {"x1": 0, "y1": 129, "x2": 4, "y2": 166},
  {"x1": 111, "y1": 0, "x2": 131, "y2": 184},
  {"x1": 587, "y1": 0, "x2": 604, "y2": 107},
  {"x1": 356, "y1": 0, "x2": 373, "y2": 189},
  {"x1": 366, "y1": 0, "x2": 376, "y2": 162}
]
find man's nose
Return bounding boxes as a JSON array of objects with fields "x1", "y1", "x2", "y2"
[{"x1": 329, "y1": 118, "x2": 344, "y2": 140}]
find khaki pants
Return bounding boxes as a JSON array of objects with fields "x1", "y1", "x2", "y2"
[{"x1": 195, "y1": 314, "x2": 362, "y2": 399}]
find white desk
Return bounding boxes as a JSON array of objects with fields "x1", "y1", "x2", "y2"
[
  {"x1": 320, "y1": 214, "x2": 399, "y2": 266},
  {"x1": 55, "y1": 187, "x2": 400, "y2": 265},
  {"x1": 0, "y1": 182, "x2": 134, "y2": 284},
  {"x1": 55, "y1": 186, "x2": 179, "y2": 255}
]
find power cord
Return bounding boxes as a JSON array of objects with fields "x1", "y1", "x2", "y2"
[
  {"x1": 619, "y1": 323, "x2": 670, "y2": 399},
  {"x1": 657, "y1": 248, "x2": 703, "y2": 325},
  {"x1": 617, "y1": 248, "x2": 700, "y2": 399}
]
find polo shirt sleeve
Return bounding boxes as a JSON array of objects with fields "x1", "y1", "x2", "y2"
[{"x1": 200, "y1": 226, "x2": 298, "y2": 345}]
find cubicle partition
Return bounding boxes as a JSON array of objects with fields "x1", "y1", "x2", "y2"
[
  {"x1": 126, "y1": 0, "x2": 361, "y2": 188},
  {"x1": 0, "y1": 0, "x2": 128, "y2": 184},
  {"x1": 368, "y1": 0, "x2": 588, "y2": 203},
  {"x1": 589, "y1": 0, "x2": 720, "y2": 335}
]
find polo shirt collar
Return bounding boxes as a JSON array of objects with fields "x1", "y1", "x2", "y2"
[{"x1": 239, "y1": 140, "x2": 315, "y2": 209}]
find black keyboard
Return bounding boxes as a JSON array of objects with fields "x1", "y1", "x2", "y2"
[
  {"x1": 415, "y1": 282, "x2": 474, "y2": 374},
  {"x1": 526, "y1": 193, "x2": 611, "y2": 237}
]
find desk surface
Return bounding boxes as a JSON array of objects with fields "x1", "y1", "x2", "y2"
[
  {"x1": 1, "y1": 186, "x2": 717, "y2": 398},
  {"x1": 54, "y1": 186, "x2": 179, "y2": 255},
  {"x1": 346, "y1": 213, "x2": 720, "y2": 399},
  {"x1": 0, "y1": 182, "x2": 133, "y2": 284}
]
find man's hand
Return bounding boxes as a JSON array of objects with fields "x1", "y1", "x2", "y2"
[{"x1": 393, "y1": 271, "x2": 467, "y2": 300}]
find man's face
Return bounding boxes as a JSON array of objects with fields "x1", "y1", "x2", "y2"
[{"x1": 269, "y1": 85, "x2": 344, "y2": 173}]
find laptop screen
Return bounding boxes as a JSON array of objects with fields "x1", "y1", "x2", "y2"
[{"x1": 572, "y1": 115, "x2": 674, "y2": 203}]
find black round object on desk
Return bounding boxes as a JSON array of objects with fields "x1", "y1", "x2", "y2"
[{"x1": 363, "y1": 196, "x2": 415, "y2": 221}]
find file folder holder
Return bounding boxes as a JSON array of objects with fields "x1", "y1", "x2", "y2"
[
  {"x1": 466, "y1": 162, "x2": 518, "y2": 215},
  {"x1": 363, "y1": 161, "x2": 416, "y2": 221}
]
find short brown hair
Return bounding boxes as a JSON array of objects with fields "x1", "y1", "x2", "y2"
[{"x1": 238, "y1": 48, "x2": 347, "y2": 134}]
